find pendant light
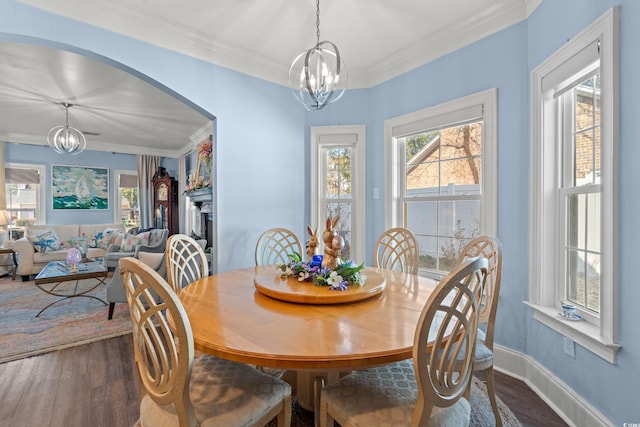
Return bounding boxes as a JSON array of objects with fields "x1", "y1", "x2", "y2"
[
  {"x1": 289, "y1": 0, "x2": 347, "y2": 111},
  {"x1": 47, "y1": 102, "x2": 87, "y2": 155}
]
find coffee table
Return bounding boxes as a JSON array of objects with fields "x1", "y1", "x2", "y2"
[
  {"x1": 0, "y1": 248, "x2": 17, "y2": 280},
  {"x1": 34, "y1": 260, "x2": 108, "y2": 317}
]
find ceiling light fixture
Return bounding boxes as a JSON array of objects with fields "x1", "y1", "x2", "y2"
[
  {"x1": 47, "y1": 102, "x2": 87, "y2": 155},
  {"x1": 289, "y1": 0, "x2": 347, "y2": 111}
]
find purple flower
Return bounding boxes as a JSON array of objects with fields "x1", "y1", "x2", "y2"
[{"x1": 329, "y1": 280, "x2": 348, "y2": 291}]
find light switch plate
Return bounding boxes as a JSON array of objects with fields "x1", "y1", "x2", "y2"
[{"x1": 563, "y1": 337, "x2": 576, "y2": 358}]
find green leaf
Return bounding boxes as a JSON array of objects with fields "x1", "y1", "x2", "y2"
[
  {"x1": 336, "y1": 262, "x2": 365, "y2": 278},
  {"x1": 287, "y1": 252, "x2": 302, "y2": 263}
]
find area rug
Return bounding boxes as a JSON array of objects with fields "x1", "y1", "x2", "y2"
[
  {"x1": 0, "y1": 274, "x2": 131, "y2": 363},
  {"x1": 267, "y1": 377, "x2": 521, "y2": 427}
]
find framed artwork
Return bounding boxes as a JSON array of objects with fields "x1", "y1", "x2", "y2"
[{"x1": 52, "y1": 165, "x2": 109, "y2": 210}]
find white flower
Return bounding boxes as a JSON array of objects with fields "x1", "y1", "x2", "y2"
[
  {"x1": 298, "y1": 271, "x2": 310, "y2": 281},
  {"x1": 357, "y1": 274, "x2": 367, "y2": 286},
  {"x1": 327, "y1": 271, "x2": 343, "y2": 286},
  {"x1": 285, "y1": 267, "x2": 294, "y2": 276}
]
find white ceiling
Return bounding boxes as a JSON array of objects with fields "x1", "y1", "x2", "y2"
[
  {"x1": 0, "y1": 42, "x2": 212, "y2": 157},
  {"x1": 1, "y1": 0, "x2": 541, "y2": 157}
]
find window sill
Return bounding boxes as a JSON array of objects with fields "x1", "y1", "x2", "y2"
[{"x1": 523, "y1": 302, "x2": 621, "y2": 364}]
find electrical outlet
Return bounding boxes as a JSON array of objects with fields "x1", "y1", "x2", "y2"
[{"x1": 563, "y1": 337, "x2": 576, "y2": 358}]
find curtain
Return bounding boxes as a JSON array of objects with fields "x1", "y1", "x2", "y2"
[
  {"x1": 0, "y1": 142, "x2": 5, "y2": 210},
  {"x1": 137, "y1": 155, "x2": 159, "y2": 229},
  {"x1": 179, "y1": 152, "x2": 187, "y2": 234}
]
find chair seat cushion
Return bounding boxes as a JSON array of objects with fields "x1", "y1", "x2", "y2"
[
  {"x1": 106, "y1": 251, "x2": 135, "y2": 261},
  {"x1": 137, "y1": 252, "x2": 164, "y2": 270},
  {"x1": 443, "y1": 329, "x2": 494, "y2": 371},
  {"x1": 474, "y1": 329, "x2": 494, "y2": 370},
  {"x1": 139, "y1": 355, "x2": 290, "y2": 427},
  {"x1": 321, "y1": 359, "x2": 470, "y2": 426}
]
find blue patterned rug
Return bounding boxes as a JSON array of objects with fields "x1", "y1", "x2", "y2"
[
  {"x1": 264, "y1": 377, "x2": 521, "y2": 427},
  {"x1": 0, "y1": 274, "x2": 131, "y2": 363}
]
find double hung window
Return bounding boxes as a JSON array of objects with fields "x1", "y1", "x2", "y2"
[
  {"x1": 311, "y1": 125, "x2": 365, "y2": 262},
  {"x1": 114, "y1": 170, "x2": 140, "y2": 232},
  {"x1": 5, "y1": 163, "x2": 46, "y2": 228},
  {"x1": 385, "y1": 89, "x2": 497, "y2": 279},
  {"x1": 529, "y1": 7, "x2": 619, "y2": 362}
]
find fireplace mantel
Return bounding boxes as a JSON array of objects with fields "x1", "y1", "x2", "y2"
[{"x1": 185, "y1": 188, "x2": 212, "y2": 206}]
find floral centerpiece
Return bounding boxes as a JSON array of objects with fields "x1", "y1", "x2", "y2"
[
  {"x1": 184, "y1": 173, "x2": 209, "y2": 193},
  {"x1": 198, "y1": 139, "x2": 212, "y2": 168},
  {"x1": 277, "y1": 252, "x2": 366, "y2": 291},
  {"x1": 185, "y1": 138, "x2": 213, "y2": 194}
]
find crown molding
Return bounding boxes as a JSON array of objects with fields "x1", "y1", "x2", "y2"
[
  {"x1": 19, "y1": 0, "x2": 537, "y2": 89},
  {"x1": 525, "y1": 0, "x2": 544, "y2": 16},
  {"x1": 362, "y1": 0, "x2": 530, "y2": 87},
  {"x1": 179, "y1": 121, "x2": 213, "y2": 156},
  {"x1": 18, "y1": 0, "x2": 289, "y2": 85}
]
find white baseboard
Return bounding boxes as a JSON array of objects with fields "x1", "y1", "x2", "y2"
[{"x1": 493, "y1": 345, "x2": 613, "y2": 427}]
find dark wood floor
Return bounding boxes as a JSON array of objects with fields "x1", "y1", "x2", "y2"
[{"x1": 0, "y1": 334, "x2": 567, "y2": 427}]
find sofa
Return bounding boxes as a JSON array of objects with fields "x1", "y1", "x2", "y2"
[
  {"x1": 12, "y1": 222, "x2": 126, "y2": 280},
  {"x1": 0, "y1": 229, "x2": 11, "y2": 277}
]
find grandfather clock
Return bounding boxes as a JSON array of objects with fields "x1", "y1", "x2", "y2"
[{"x1": 151, "y1": 167, "x2": 179, "y2": 234}]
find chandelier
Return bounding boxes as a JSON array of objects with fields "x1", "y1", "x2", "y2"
[
  {"x1": 47, "y1": 102, "x2": 87, "y2": 155},
  {"x1": 289, "y1": 0, "x2": 347, "y2": 111}
]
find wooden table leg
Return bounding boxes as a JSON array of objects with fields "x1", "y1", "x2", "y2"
[{"x1": 313, "y1": 375, "x2": 325, "y2": 427}]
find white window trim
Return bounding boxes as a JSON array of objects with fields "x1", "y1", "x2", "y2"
[
  {"x1": 113, "y1": 169, "x2": 138, "y2": 227},
  {"x1": 384, "y1": 88, "x2": 498, "y2": 241},
  {"x1": 528, "y1": 7, "x2": 620, "y2": 363},
  {"x1": 6, "y1": 162, "x2": 46, "y2": 225},
  {"x1": 311, "y1": 125, "x2": 366, "y2": 263}
]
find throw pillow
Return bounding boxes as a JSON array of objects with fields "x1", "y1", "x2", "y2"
[
  {"x1": 88, "y1": 230, "x2": 101, "y2": 248},
  {"x1": 90, "y1": 227, "x2": 119, "y2": 249},
  {"x1": 120, "y1": 233, "x2": 140, "y2": 252},
  {"x1": 28, "y1": 229, "x2": 62, "y2": 254},
  {"x1": 136, "y1": 231, "x2": 151, "y2": 247}
]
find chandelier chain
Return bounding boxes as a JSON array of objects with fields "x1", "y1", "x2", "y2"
[{"x1": 315, "y1": 0, "x2": 321, "y2": 47}]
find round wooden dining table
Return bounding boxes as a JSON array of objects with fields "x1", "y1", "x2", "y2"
[
  {"x1": 178, "y1": 264, "x2": 438, "y2": 369},
  {"x1": 176, "y1": 264, "x2": 439, "y2": 422}
]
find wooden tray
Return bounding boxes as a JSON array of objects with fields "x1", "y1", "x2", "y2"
[{"x1": 254, "y1": 266, "x2": 385, "y2": 304}]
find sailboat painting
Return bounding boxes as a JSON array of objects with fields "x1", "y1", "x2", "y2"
[{"x1": 52, "y1": 165, "x2": 109, "y2": 210}]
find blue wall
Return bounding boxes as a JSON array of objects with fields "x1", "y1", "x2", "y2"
[{"x1": 1, "y1": 0, "x2": 637, "y2": 423}]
